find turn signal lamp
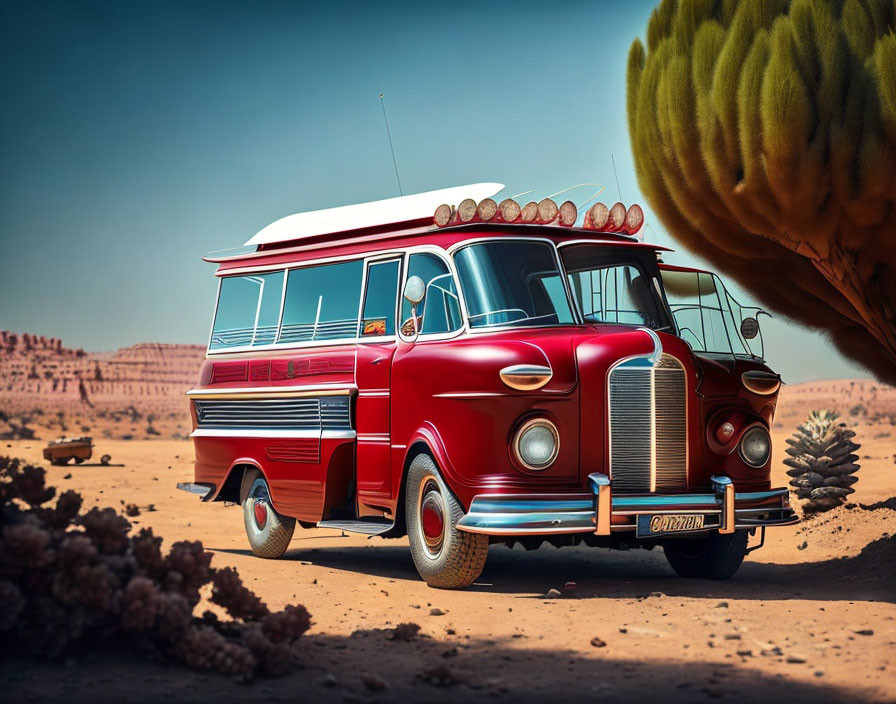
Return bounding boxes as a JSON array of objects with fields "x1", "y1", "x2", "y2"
[{"x1": 716, "y1": 421, "x2": 736, "y2": 444}]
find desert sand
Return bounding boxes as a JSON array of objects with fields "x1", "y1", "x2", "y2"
[{"x1": 1, "y1": 370, "x2": 895, "y2": 703}]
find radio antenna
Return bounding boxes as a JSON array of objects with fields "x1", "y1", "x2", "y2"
[
  {"x1": 379, "y1": 92, "x2": 403, "y2": 196},
  {"x1": 610, "y1": 153, "x2": 622, "y2": 202}
]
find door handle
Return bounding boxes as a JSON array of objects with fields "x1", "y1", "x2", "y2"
[{"x1": 371, "y1": 356, "x2": 387, "y2": 365}]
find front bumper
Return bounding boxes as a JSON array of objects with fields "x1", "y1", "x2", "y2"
[{"x1": 456, "y1": 474, "x2": 798, "y2": 537}]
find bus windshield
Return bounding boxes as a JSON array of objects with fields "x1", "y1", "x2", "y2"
[{"x1": 453, "y1": 240, "x2": 575, "y2": 329}]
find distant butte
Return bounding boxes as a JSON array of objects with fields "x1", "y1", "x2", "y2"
[{"x1": 0, "y1": 330, "x2": 205, "y2": 440}]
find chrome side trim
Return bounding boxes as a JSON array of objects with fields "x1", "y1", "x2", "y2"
[
  {"x1": 190, "y1": 428, "x2": 356, "y2": 439},
  {"x1": 187, "y1": 385, "x2": 355, "y2": 399}
]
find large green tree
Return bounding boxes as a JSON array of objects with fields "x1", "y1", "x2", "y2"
[{"x1": 627, "y1": 0, "x2": 896, "y2": 383}]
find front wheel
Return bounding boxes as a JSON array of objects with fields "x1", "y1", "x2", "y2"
[
  {"x1": 405, "y1": 453, "x2": 488, "y2": 589},
  {"x1": 663, "y1": 530, "x2": 749, "y2": 580},
  {"x1": 240, "y1": 469, "x2": 295, "y2": 558}
]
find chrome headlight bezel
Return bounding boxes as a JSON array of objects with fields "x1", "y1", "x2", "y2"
[
  {"x1": 513, "y1": 417, "x2": 560, "y2": 471},
  {"x1": 738, "y1": 424, "x2": 771, "y2": 468}
]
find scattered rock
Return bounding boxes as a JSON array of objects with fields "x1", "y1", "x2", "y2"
[
  {"x1": 737, "y1": 649, "x2": 753, "y2": 657},
  {"x1": 786, "y1": 655, "x2": 807, "y2": 664},
  {"x1": 797, "y1": 541, "x2": 808, "y2": 550},
  {"x1": 855, "y1": 629, "x2": 874, "y2": 636},
  {"x1": 715, "y1": 602, "x2": 728, "y2": 608},
  {"x1": 419, "y1": 665, "x2": 457, "y2": 687},
  {"x1": 124, "y1": 503, "x2": 140, "y2": 517},
  {"x1": 430, "y1": 607, "x2": 446, "y2": 616},
  {"x1": 391, "y1": 623, "x2": 421, "y2": 641},
  {"x1": 564, "y1": 581, "x2": 577, "y2": 591},
  {"x1": 543, "y1": 588, "x2": 562, "y2": 599},
  {"x1": 590, "y1": 637, "x2": 607, "y2": 648},
  {"x1": 321, "y1": 673, "x2": 337, "y2": 688},
  {"x1": 361, "y1": 674, "x2": 387, "y2": 691},
  {"x1": 648, "y1": 591, "x2": 665, "y2": 598},
  {"x1": 63, "y1": 473, "x2": 72, "y2": 480}
]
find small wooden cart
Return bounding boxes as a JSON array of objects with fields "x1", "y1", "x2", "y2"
[{"x1": 43, "y1": 437, "x2": 93, "y2": 466}]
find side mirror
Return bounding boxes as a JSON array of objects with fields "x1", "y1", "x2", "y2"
[
  {"x1": 740, "y1": 317, "x2": 760, "y2": 340},
  {"x1": 403, "y1": 276, "x2": 426, "y2": 304},
  {"x1": 401, "y1": 276, "x2": 426, "y2": 340}
]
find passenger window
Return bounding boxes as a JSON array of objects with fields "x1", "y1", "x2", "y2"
[
  {"x1": 361, "y1": 259, "x2": 400, "y2": 337},
  {"x1": 279, "y1": 260, "x2": 363, "y2": 343},
  {"x1": 210, "y1": 271, "x2": 284, "y2": 349},
  {"x1": 401, "y1": 253, "x2": 462, "y2": 336}
]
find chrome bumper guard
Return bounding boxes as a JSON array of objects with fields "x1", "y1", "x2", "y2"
[{"x1": 456, "y1": 473, "x2": 798, "y2": 537}]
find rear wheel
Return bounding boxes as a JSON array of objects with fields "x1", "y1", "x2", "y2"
[
  {"x1": 405, "y1": 453, "x2": 488, "y2": 589},
  {"x1": 240, "y1": 469, "x2": 295, "y2": 558},
  {"x1": 663, "y1": 531, "x2": 749, "y2": 580}
]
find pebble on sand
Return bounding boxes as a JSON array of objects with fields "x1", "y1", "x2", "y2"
[{"x1": 361, "y1": 674, "x2": 387, "y2": 691}]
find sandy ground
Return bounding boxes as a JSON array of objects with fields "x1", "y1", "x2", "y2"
[{"x1": 2, "y1": 412, "x2": 895, "y2": 704}]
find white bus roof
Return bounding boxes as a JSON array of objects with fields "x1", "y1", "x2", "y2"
[{"x1": 244, "y1": 183, "x2": 505, "y2": 247}]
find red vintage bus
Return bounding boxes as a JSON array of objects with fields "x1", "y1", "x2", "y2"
[{"x1": 179, "y1": 184, "x2": 796, "y2": 588}]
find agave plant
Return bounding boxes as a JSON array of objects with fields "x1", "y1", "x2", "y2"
[{"x1": 784, "y1": 410, "x2": 861, "y2": 512}]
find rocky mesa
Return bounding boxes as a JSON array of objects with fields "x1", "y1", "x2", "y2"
[{"x1": 0, "y1": 331, "x2": 205, "y2": 440}]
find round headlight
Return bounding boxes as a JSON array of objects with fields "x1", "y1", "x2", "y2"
[
  {"x1": 513, "y1": 418, "x2": 559, "y2": 470},
  {"x1": 738, "y1": 425, "x2": 771, "y2": 467}
]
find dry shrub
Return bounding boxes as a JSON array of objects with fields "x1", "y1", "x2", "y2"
[{"x1": 0, "y1": 456, "x2": 310, "y2": 679}]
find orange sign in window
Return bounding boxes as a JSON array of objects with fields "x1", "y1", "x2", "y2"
[{"x1": 362, "y1": 318, "x2": 387, "y2": 336}]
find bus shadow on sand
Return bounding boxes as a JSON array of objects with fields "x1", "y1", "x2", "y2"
[{"x1": 211, "y1": 534, "x2": 895, "y2": 604}]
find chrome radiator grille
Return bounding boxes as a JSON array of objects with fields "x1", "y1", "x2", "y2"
[
  {"x1": 608, "y1": 353, "x2": 687, "y2": 492},
  {"x1": 194, "y1": 396, "x2": 351, "y2": 431}
]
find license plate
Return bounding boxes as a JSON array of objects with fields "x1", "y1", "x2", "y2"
[{"x1": 636, "y1": 513, "x2": 708, "y2": 538}]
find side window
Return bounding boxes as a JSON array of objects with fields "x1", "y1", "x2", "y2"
[
  {"x1": 210, "y1": 271, "x2": 284, "y2": 349},
  {"x1": 401, "y1": 253, "x2": 462, "y2": 336},
  {"x1": 279, "y1": 260, "x2": 363, "y2": 343},
  {"x1": 360, "y1": 259, "x2": 400, "y2": 337}
]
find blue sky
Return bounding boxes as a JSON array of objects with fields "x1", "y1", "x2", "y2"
[{"x1": 0, "y1": 0, "x2": 867, "y2": 382}]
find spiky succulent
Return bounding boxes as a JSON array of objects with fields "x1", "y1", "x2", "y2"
[
  {"x1": 627, "y1": 0, "x2": 896, "y2": 383},
  {"x1": 784, "y1": 410, "x2": 861, "y2": 511}
]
